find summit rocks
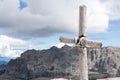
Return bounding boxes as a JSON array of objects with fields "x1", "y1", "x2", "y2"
[{"x1": 0, "y1": 46, "x2": 120, "y2": 80}]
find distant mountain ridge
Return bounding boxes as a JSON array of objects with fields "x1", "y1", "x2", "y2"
[
  {"x1": 0, "y1": 57, "x2": 9, "y2": 64},
  {"x1": 0, "y1": 60, "x2": 7, "y2": 64},
  {"x1": 0, "y1": 45, "x2": 120, "y2": 80}
]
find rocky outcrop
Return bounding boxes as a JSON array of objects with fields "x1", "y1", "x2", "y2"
[
  {"x1": 0, "y1": 45, "x2": 120, "y2": 80},
  {"x1": 87, "y1": 46, "x2": 120, "y2": 77}
]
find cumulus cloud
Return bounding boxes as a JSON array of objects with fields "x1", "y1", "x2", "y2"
[
  {"x1": 100, "y1": 0, "x2": 120, "y2": 20},
  {"x1": 0, "y1": 34, "x2": 48, "y2": 58},
  {"x1": 0, "y1": 0, "x2": 119, "y2": 39},
  {"x1": 0, "y1": 35, "x2": 28, "y2": 58},
  {"x1": 0, "y1": 0, "x2": 120, "y2": 58}
]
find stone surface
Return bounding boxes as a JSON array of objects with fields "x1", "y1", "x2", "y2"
[
  {"x1": 97, "y1": 77, "x2": 120, "y2": 80},
  {"x1": 0, "y1": 45, "x2": 120, "y2": 80}
]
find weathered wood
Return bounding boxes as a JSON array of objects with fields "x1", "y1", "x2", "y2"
[
  {"x1": 59, "y1": 5, "x2": 102, "y2": 80},
  {"x1": 60, "y1": 37, "x2": 75, "y2": 43},
  {"x1": 86, "y1": 40, "x2": 102, "y2": 48},
  {"x1": 97, "y1": 77, "x2": 120, "y2": 80},
  {"x1": 79, "y1": 5, "x2": 86, "y2": 36},
  {"x1": 79, "y1": 47, "x2": 88, "y2": 80},
  {"x1": 78, "y1": 5, "x2": 88, "y2": 80}
]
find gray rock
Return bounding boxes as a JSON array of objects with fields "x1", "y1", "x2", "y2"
[{"x1": 0, "y1": 45, "x2": 120, "y2": 80}]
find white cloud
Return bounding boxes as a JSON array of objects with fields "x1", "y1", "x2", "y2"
[
  {"x1": 23, "y1": 0, "x2": 109, "y2": 34},
  {"x1": 0, "y1": 35, "x2": 28, "y2": 58},
  {"x1": 0, "y1": 0, "x2": 119, "y2": 38},
  {"x1": 55, "y1": 43, "x2": 65, "y2": 48},
  {"x1": 55, "y1": 42, "x2": 76, "y2": 48},
  {"x1": 0, "y1": 35, "x2": 49, "y2": 58},
  {"x1": 100, "y1": 0, "x2": 120, "y2": 20},
  {"x1": 0, "y1": 0, "x2": 120, "y2": 57}
]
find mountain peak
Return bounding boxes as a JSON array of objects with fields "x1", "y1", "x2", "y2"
[{"x1": 0, "y1": 46, "x2": 120, "y2": 79}]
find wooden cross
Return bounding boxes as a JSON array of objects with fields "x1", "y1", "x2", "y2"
[{"x1": 59, "y1": 5, "x2": 102, "y2": 80}]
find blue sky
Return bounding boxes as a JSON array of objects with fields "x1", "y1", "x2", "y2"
[
  {"x1": 38, "y1": 19, "x2": 120, "y2": 49},
  {"x1": 89, "y1": 20, "x2": 120, "y2": 46},
  {"x1": 0, "y1": 0, "x2": 120, "y2": 58},
  {"x1": 19, "y1": 0, "x2": 27, "y2": 10}
]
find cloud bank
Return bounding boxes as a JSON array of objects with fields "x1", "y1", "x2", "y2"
[
  {"x1": 0, "y1": 0, "x2": 120, "y2": 58},
  {"x1": 0, "y1": 35, "x2": 28, "y2": 58},
  {"x1": 0, "y1": 0, "x2": 119, "y2": 39}
]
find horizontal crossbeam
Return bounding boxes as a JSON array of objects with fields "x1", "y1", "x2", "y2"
[
  {"x1": 86, "y1": 40, "x2": 102, "y2": 48},
  {"x1": 60, "y1": 37, "x2": 102, "y2": 48},
  {"x1": 59, "y1": 37, "x2": 75, "y2": 43}
]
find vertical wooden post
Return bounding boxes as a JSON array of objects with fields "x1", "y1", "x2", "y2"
[
  {"x1": 79, "y1": 5, "x2": 88, "y2": 80},
  {"x1": 59, "y1": 5, "x2": 102, "y2": 80},
  {"x1": 79, "y1": 47, "x2": 88, "y2": 80},
  {"x1": 79, "y1": 5, "x2": 86, "y2": 37}
]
